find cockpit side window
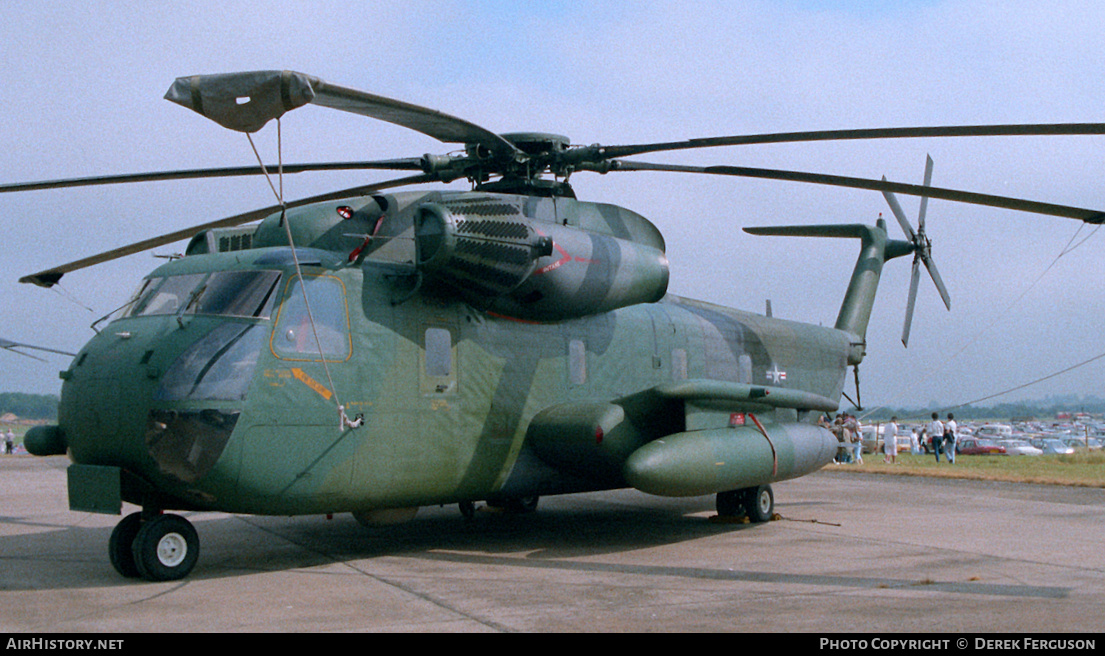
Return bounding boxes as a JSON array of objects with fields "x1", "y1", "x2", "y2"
[
  {"x1": 105, "y1": 277, "x2": 159, "y2": 323},
  {"x1": 271, "y1": 275, "x2": 351, "y2": 362},
  {"x1": 131, "y1": 274, "x2": 206, "y2": 317}
]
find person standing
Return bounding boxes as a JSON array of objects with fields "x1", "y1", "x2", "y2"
[
  {"x1": 944, "y1": 413, "x2": 958, "y2": 464},
  {"x1": 884, "y1": 417, "x2": 899, "y2": 464},
  {"x1": 847, "y1": 414, "x2": 863, "y2": 464},
  {"x1": 4, "y1": 429, "x2": 13, "y2": 455},
  {"x1": 928, "y1": 413, "x2": 945, "y2": 462},
  {"x1": 833, "y1": 414, "x2": 848, "y2": 463}
]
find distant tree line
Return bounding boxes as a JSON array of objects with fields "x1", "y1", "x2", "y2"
[
  {"x1": 0, "y1": 392, "x2": 59, "y2": 420},
  {"x1": 861, "y1": 394, "x2": 1105, "y2": 423}
]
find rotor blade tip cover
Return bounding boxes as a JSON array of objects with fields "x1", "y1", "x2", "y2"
[{"x1": 165, "y1": 70, "x2": 316, "y2": 133}]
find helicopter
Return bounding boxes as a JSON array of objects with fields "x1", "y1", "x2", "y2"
[{"x1": 6, "y1": 70, "x2": 1105, "y2": 582}]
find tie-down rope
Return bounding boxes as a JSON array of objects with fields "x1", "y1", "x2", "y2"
[{"x1": 246, "y1": 120, "x2": 361, "y2": 431}]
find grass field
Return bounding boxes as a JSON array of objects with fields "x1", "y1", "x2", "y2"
[{"x1": 829, "y1": 451, "x2": 1105, "y2": 487}]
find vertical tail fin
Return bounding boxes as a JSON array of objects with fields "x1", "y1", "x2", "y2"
[{"x1": 743, "y1": 218, "x2": 914, "y2": 364}]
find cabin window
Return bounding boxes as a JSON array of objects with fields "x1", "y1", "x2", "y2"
[
  {"x1": 272, "y1": 275, "x2": 351, "y2": 361},
  {"x1": 569, "y1": 339, "x2": 587, "y2": 385},
  {"x1": 185, "y1": 270, "x2": 281, "y2": 318},
  {"x1": 420, "y1": 327, "x2": 457, "y2": 395},
  {"x1": 424, "y1": 328, "x2": 452, "y2": 377},
  {"x1": 739, "y1": 355, "x2": 753, "y2": 385},
  {"x1": 671, "y1": 348, "x2": 688, "y2": 381}
]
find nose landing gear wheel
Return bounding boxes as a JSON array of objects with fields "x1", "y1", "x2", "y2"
[{"x1": 132, "y1": 514, "x2": 200, "y2": 581}]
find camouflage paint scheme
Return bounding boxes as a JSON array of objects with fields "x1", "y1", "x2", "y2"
[{"x1": 52, "y1": 189, "x2": 889, "y2": 524}]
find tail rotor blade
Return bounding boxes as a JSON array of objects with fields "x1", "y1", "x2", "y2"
[
  {"x1": 881, "y1": 179, "x2": 916, "y2": 241},
  {"x1": 922, "y1": 254, "x2": 952, "y2": 311},
  {"x1": 890, "y1": 154, "x2": 950, "y2": 347},
  {"x1": 902, "y1": 256, "x2": 921, "y2": 347}
]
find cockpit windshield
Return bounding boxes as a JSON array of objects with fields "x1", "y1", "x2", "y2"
[
  {"x1": 186, "y1": 271, "x2": 282, "y2": 318},
  {"x1": 121, "y1": 270, "x2": 281, "y2": 320}
]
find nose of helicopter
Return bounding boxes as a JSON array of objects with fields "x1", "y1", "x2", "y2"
[
  {"x1": 59, "y1": 328, "x2": 167, "y2": 466},
  {"x1": 58, "y1": 317, "x2": 263, "y2": 491}
]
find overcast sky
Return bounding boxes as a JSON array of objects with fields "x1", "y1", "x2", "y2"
[{"x1": 3, "y1": 1, "x2": 1105, "y2": 413}]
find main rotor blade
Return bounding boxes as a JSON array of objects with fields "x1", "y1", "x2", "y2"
[
  {"x1": 0, "y1": 159, "x2": 425, "y2": 194},
  {"x1": 593, "y1": 123, "x2": 1105, "y2": 160},
  {"x1": 19, "y1": 173, "x2": 434, "y2": 288},
  {"x1": 165, "y1": 71, "x2": 522, "y2": 161},
  {"x1": 612, "y1": 160, "x2": 1105, "y2": 223},
  {"x1": 306, "y1": 76, "x2": 522, "y2": 159},
  {"x1": 918, "y1": 154, "x2": 934, "y2": 230}
]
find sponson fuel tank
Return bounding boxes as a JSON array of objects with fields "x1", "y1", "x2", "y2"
[
  {"x1": 623, "y1": 423, "x2": 839, "y2": 497},
  {"x1": 525, "y1": 401, "x2": 658, "y2": 484}
]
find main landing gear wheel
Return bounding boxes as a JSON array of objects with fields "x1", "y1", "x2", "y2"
[
  {"x1": 715, "y1": 485, "x2": 774, "y2": 522},
  {"x1": 745, "y1": 484, "x2": 775, "y2": 523},
  {"x1": 131, "y1": 514, "x2": 200, "y2": 582},
  {"x1": 715, "y1": 490, "x2": 745, "y2": 517}
]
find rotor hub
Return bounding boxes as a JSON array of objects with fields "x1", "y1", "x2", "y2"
[{"x1": 499, "y1": 132, "x2": 571, "y2": 155}]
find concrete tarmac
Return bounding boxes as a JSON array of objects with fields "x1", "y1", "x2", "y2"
[{"x1": 1, "y1": 454, "x2": 1104, "y2": 633}]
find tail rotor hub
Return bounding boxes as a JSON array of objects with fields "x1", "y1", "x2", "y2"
[{"x1": 882, "y1": 155, "x2": 951, "y2": 347}]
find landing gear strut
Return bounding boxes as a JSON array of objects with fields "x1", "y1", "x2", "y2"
[
  {"x1": 485, "y1": 495, "x2": 540, "y2": 514},
  {"x1": 715, "y1": 484, "x2": 774, "y2": 522},
  {"x1": 109, "y1": 512, "x2": 200, "y2": 581}
]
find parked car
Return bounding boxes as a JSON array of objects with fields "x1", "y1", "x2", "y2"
[
  {"x1": 1028, "y1": 438, "x2": 1075, "y2": 455},
  {"x1": 1062, "y1": 436, "x2": 1102, "y2": 451},
  {"x1": 976, "y1": 424, "x2": 1013, "y2": 439},
  {"x1": 896, "y1": 433, "x2": 913, "y2": 453},
  {"x1": 955, "y1": 437, "x2": 1006, "y2": 455},
  {"x1": 1000, "y1": 439, "x2": 1043, "y2": 456},
  {"x1": 860, "y1": 426, "x2": 910, "y2": 454},
  {"x1": 879, "y1": 434, "x2": 912, "y2": 454}
]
